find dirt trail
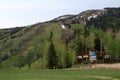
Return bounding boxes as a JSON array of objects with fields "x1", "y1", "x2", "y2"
[
  {"x1": 87, "y1": 76, "x2": 119, "y2": 80},
  {"x1": 92, "y1": 63, "x2": 120, "y2": 69},
  {"x1": 68, "y1": 63, "x2": 120, "y2": 70}
]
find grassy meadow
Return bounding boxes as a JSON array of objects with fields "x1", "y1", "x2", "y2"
[{"x1": 0, "y1": 68, "x2": 120, "y2": 80}]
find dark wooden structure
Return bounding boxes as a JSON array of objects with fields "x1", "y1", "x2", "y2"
[{"x1": 76, "y1": 50, "x2": 111, "y2": 64}]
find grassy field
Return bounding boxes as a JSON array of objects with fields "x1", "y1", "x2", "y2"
[{"x1": 0, "y1": 68, "x2": 120, "y2": 80}]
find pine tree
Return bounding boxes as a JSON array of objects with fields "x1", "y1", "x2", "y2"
[{"x1": 47, "y1": 41, "x2": 58, "y2": 69}]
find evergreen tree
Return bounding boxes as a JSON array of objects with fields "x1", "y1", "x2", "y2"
[{"x1": 47, "y1": 41, "x2": 58, "y2": 69}]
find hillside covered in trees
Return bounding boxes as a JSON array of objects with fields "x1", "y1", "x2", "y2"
[{"x1": 0, "y1": 7, "x2": 120, "y2": 69}]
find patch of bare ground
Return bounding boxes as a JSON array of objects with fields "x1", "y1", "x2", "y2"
[
  {"x1": 68, "y1": 63, "x2": 120, "y2": 70},
  {"x1": 87, "y1": 76, "x2": 119, "y2": 80},
  {"x1": 92, "y1": 63, "x2": 120, "y2": 69}
]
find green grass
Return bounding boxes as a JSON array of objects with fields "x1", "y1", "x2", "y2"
[{"x1": 0, "y1": 68, "x2": 119, "y2": 80}]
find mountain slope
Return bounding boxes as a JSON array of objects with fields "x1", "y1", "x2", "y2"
[{"x1": 0, "y1": 7, "x2": 120, "y2": 69}]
